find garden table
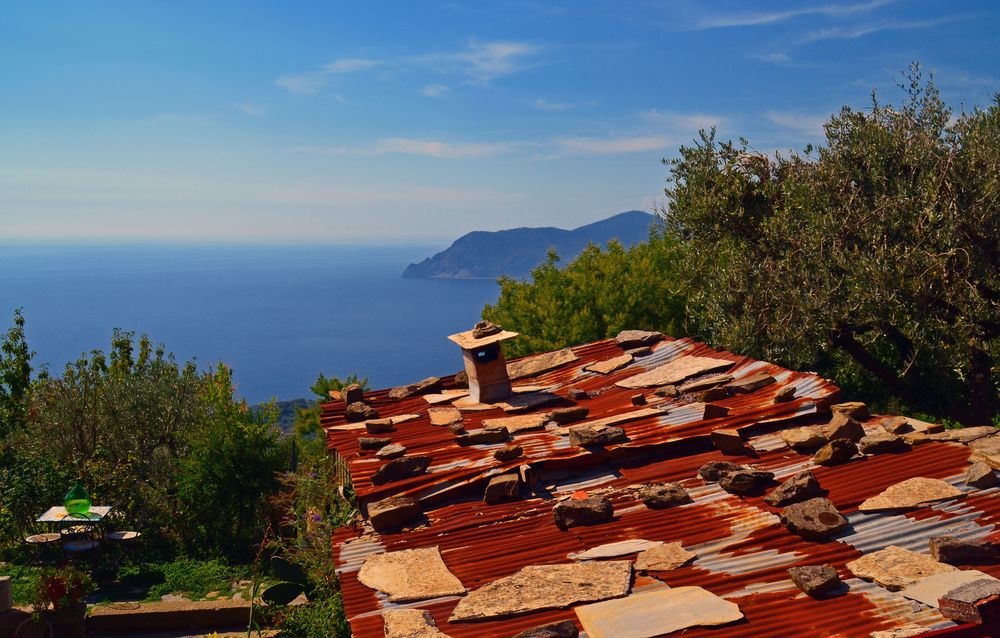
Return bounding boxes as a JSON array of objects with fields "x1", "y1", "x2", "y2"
[{"x1": 36, "y1": 506, "x2": 112, "y2": 523}]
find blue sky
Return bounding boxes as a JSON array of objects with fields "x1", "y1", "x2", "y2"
[{"x1": 2, "y1": 0, "x2": 998, "y2": 242}]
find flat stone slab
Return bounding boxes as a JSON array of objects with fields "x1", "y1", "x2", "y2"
[
  {"x1": 847, "y1": 546, "x2": 957, "y2": 591},
  {"x1": 574, "y1": 586, "x2": 743, "y2": 638},
  {"x1": 508, "y1": 349, "x2": 579, "y2": 380},
  {"x1": 634, "y1": 542, "x2": 696, "y2": 571},
  {"x1": 383, "y1": 609, "x2": 452, "y2": 638},
  {"x1": 585, "y1": 354, "x2": 633, "y2": 375},
  {"x1": 569, "y1": 539, "x2": 662, "y2": 560},
  {"x1": 927, "y1": 426, "x2": 997, "y2": 444},
  {"x1": 358, "y1": 546, "x2": 466, "y2": 603},
  {"x1": 616, "y1": 356, "x2": 733, "y2": 389},
  {"x1": 449, "y1": 561, "x2": 632, "y2": 622},
  {"x1": 482, "y1": 414, "x2": 549, "y2": 433},
  {"x1": 428, "y1": 407, "x2": 463, "y2": 426},
  {"x1": 858, "y1": 477, "x2": 963, "y2": 512},
  {"x1": 899, "y1": 569, "x2": 995, "y2": 608},
  {"x1": 423, "y1": 390, "x2": 469, "y2": 405}
]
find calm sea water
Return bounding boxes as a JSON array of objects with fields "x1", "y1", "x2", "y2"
[{"x1": 0, "y1": 244, "x2": 499, "y2": 403}]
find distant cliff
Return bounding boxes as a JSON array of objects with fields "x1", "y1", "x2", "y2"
[{"x1": 403, "y1": 210, "x2": 657, "y2": 280}]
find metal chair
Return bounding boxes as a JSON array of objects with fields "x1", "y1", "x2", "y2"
[
  {"x1": 17, "y1": 531, "x2": 62, "y2": 576},
  {"x1": 14, "y1": 617, "x2": 53, "y2": 638},
  {"x1": 59, "y1": 515, "x2": 100, "y2": 563}
]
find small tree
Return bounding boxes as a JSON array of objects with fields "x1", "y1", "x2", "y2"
[
  {"x1": 483, "y1": 235, "x2": 689, "y2": 358},
  {"x1": 0, "y1": 309, "x2": 33, "y2": 438}
]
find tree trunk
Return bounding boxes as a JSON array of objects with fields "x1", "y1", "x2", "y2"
[
  {"x1": 967, "y1": 347, "x2": 998, "y2": 426},
  {"x1": 828, "y1": 324, "x2": 918, "y2": 406}
]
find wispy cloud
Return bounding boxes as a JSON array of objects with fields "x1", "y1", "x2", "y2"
[
  {"x1": 697, "y1": 0, "x2": 892, "y2": 29},
  {"x1": 420, "y1": 83, "x2": 450, "y2": 98},
  {"x1": 751, "y1": 52, "x2": 793, "y2": 64},
  {"x1": 323, "y1": 58, "x2": 381, "y2": 73},
  {"x1": 234, "y1": 103, "x2": 269, "y2": 117},
  {"x1": 532, "y1": 98, "x2": 577, "y2": 111},
  {"x1": 292, "y1": 138, "x2": 516, "y2": 159},
  {"x1": 554, "y1": 135, "x2": 671, "y2": 155},
  {"x1": 800, "y1": 16, "x2": 963, "y2": 42},
  {"x1": 275, "y1": 74, "x2": 329, "y2": 95},
  {"x1": 276, "y1": 40, "x2": 543, "y2": 95},
  {"x1": 640, "y1": 109, "x2": 726, "y2": 131},
  {"x1": 765, "y1": 110, "x2": 828, "y2": 137}
]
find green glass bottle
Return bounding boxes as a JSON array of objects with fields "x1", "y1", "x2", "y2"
[{"x1": 64, "y1": 479, "x2": 91, "y2": 516}]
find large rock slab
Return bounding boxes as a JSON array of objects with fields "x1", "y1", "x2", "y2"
[
  {"x1": 929, "y1": 536, "x2": 998, "y2": 564},
  {"x1": 428, "y1": 407, "x2": 462, "y2": 426},
  {"x1": 571, "y1": 539, "x2": 662, "y2": 561},
  {"x1": 484, "y1": 474, "x2": 520, "y2": 504},
  {"x1": 966, "y1": 462, "x2": 999, "y2": 488},
  {"x1": 585, "y1": 354, "x2": 634, "y2": 375},
  {"x1": 678, "y1": 374, "x2": 734, "y2": 394},
  {"x1": 939, "y1": 578, "x2": 1000, "y2": 624},
  {"x1": 574, "y1": 586, "x2": 743, "y2": 638},
  {"x1": 389, "y1": 377, "x2": 443, "y2": 401},
  {"x1": 858, "y1": 477, "x2": 963, "y2": 512},
  {"x1": 823, "y1": 413, "x2": 866, "y2": 442},
  {"x1": 899, "y1": 569, "x2": 995, "y2": 608},
  {"x1": 358, "y1": 547, "x2": 465, "y2": 602},
  {"x1": 550, "y1": 406, "x2": 589, "y2": 424},
  {"x1": 616, "y1": 356, "x2": 733, "y2": 389},
  {"x1": 512, "y1": 621, "x2": 579, "y2": 638},
  {"x1": 765, "y1": 471, "x2": 823, "y2": 507},
  {"x1": 968, "y1": 432, "x2": 1000, "y2": 469},
  {"x1": 726, "y1": 373, "x2": 776, "y2": 394},
  {"x1": 508, "y1": 349, "x2": 579, "y2": 380},
  {"x1": 847, "y1": 546, "x2": 957, "y2": 591},
  {"x1": 482, "y1": 414, "x2": 548, "y2": 433},
  {"x1": 831, "y1": 401, "x2": 869, "y2": 420},
  {"x1": 568, "y1": 424, "x2": 627, "y2": 447},
  {"x1": 780, "y1": 498, "x2": 848, "y2": 540},
  {"x1": 858, "y1": 432, "x2": 909, "y2": 454},
  {"x1": 368, "y1": 495, "x2": 421, "y2": 532},
  {"x1": 553, "y1": 496, "x2": 614, "y2": 529},
  {"x1": 346, "y1": 402, "x2": 379, "y2": 422},
  {"x1": 383, "y1": 609, "x2": 452, "y2": 638},
  {"x1": 614, "y1": 330, "x2": 662, "y2": 349},
  {"x1": 928, "y1": 426, "x2": 997, "y2": 444},
  {"x1": 781, "y1": 426, "x2": 828, "y2": 452},
  {"x1": 371, "y1": 456, "x2": 432, "y2": 485},
  {"x1": 633, "y1": 542, "x2": 696, "y2": 571},
  {"x1": 788, "y1": 565, "x2": 840, "y2": 596},
  {"x1": 638, "y1": 482, "x2": 690, "y2": 508},
  {"x1": 449, "y1": 561, "x2": 632, "y2": 622},
  {"x1": 813, "y1": 438, "x2": 858, "y2": 466}
]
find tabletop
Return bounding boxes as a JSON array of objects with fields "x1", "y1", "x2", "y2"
[{"x1": 36, "y1": 506, "x2": 112, "y2": 523}]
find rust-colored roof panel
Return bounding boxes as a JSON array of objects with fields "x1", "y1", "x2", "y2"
[{"x1": 324, "y1": 334, "x2": 1000, "y2": 637}]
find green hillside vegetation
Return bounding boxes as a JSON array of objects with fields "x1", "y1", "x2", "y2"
[{"x1": 486, "y1": 66, "x2": 999, "y2": 425}]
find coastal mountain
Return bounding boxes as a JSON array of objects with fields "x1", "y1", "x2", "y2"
[{"x1": 403, "y1": 210, "x2": 657, "y2": 280}]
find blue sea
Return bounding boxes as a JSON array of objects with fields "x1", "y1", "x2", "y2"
[{"x1": 0, "y1": 244, "x2": 500, "y2": 403}]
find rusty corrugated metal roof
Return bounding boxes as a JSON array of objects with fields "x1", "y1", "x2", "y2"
[{"x1": 324, "y1": 334, "x2": 1000, "y2": 638}]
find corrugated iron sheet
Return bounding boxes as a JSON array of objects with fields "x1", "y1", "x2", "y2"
[{"x1": 324, "y1": 335, "x2": 1000, "y2": 637}]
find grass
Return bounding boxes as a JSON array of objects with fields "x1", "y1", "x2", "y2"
[{"x1": 0, "y1": 564, "x2": 41, "y2": 606}]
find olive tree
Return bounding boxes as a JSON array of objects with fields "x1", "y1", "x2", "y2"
[{"x1": 664, "y1": 65, "x2": 999, "y2": 423}]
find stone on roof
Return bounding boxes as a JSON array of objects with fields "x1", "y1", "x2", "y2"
[
  {"x1": 574, "y1": 586, "x2": 742, "y2": 638},
  {"x1": 616, "y1": 355, "x2": 732, "y2": 389},
  {"x1": 383, "y1": 609, "x2": 452, "y2": 638},
  {"x1": 858, "y1": 477, "x2": 963, "y2": 512},
  {"x1": 585, "y1": 354, "x2": 633, "y2": 375},
  {"x1": 899, "y1": 569, "x2": 995, "y2": 608},
  {"x1": 507, "y1": 348, "x2": 579, "y2": 380},
  {"x1": 358, "y1": 546, "x2": 465, "y2": 603},
  {"x1": 449, "y1": 561, "x2": 632, "y2": 622},
  {"x1": 447, "y1": 328, "x2": 519, "y2": 350},
  {"x1": 570, "y1": 539, "x2": 662, "y2": 561},
  {"x1": 633, "y1": 541, "x2": 695, "y2": 571},
  {"x1": 846, "y1": 546, "x2": 957, "y2": 591},
  {"x1": 614, "y1": 330, "x2": 662, "y2": 349},
  {"x1": 482, "y1": 413, "x2": 548, "y2": 433},
  {"x1": 428, "y1": 407, "x2": 462, "y2": 426}
]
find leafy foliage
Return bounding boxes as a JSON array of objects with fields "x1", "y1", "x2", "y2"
[
  {"x1": 483, "y1": 235, "x2": 689, "y2": 358},
  {"x1": 664, "y1": 64, "x2": 998, "y2": 423},
  {"x1": 0, "y1": 322, "x2": 288, "y2": 560},
  {"x1": 0, "y1": 308, "x2": 32, "y2": 438},
  {"x1": 292, "y1": 373, "x2": 368, "y2": 461}
]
